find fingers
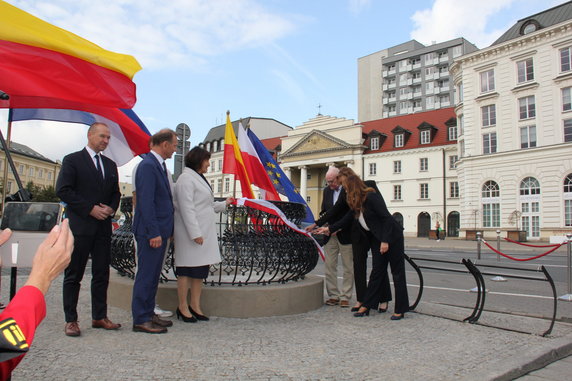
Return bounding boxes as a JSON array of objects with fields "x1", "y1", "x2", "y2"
[{"x1": 0, "y1": 228, "x2": 12, "y2": 246}]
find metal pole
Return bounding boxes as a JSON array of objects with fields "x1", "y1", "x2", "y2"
[
  {"x1": 559, "y1": 233, "x2": 572, "y2": 301},
  {"x1": 491, "y1": 229, "x2": 507, "y2": 282},
  {"x1": 476, "y1": 231, "x2": 482, "y2": 260}
]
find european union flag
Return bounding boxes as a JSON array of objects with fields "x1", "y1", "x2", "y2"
[{"x1": 247, "y1": 129, "x2": 315, "y2": 224}]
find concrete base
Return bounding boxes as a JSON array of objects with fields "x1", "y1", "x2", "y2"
[{"x1": 108, "y1": 272, "x2": 324, "y2": 318}]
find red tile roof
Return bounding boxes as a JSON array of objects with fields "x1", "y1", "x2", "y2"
[
  {"x1": 260, "y1": 136, "x2": 282, "y2": 152},
  {"x1": 361, "y1": 107, "x2": 457, "y2": 153}
]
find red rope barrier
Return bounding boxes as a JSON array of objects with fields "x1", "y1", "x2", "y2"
[
  {"x1": 481, "y1": 239, "x2": 565, "y2": 261},
  {"x1": 503, "y1": 237, "x2": 561, "y2": 248}
]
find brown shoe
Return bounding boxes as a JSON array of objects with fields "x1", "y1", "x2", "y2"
[
  {"x1": 132, "y1": 321, "x2": 167, "y2": 334},
  {"x1": 339, "y1": 300, "x2": 350, "y2": 308},
  {"x1": 65, "y1": 321, "x2": 81, "y2": 337},
  {"x1": 325, "y1": 298, "x2": 340, "y2": 306},
  {"x1": 152, "y1": 314, "x2": 173, "y2": 328},
  {"x1": 92, "y1": 318, "x2": 121, "y2": 330}
]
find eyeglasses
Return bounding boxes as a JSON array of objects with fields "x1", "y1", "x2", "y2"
[{"x1": 326, "y1": 180, "x2": 336, "y2": 185}]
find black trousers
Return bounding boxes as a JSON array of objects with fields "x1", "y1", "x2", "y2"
[
  {"x1": 362, "y1": 232, "x2": 409, "y2": 314},
  {"x1": 352, "y1": 224, "x2": 392, "y2": 304},
  {"x1": 63, "y1": 227, "x2": 111, "y2": 322}
]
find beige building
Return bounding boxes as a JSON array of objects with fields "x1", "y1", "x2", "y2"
[
  {"x1": 0, "y1": 141, "x2": 61, "y2": 196},
  {"x1": 451, "y1": 1, "x2": 572, "y2": 239}
]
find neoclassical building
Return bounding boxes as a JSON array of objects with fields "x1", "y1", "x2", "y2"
[{"x1": 451, "y1": 1, "x2": 572, "y2": 239}]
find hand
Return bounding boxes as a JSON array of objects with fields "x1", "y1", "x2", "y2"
[
  {"x1": 380, "y1": 242, "x2": 389, "y2": 254},
  {"x1": 25, "y1": 219, "x2": 74, "y2": 294},
  {"x1": 89, "y1": 205, "x2": 109, "y2": 220},
  {"x1": 194, "y1": 237, "x2": 204, "y2": 245},
  {"x1": 0, "y1": 228, "x2": 12, "y2": 247},
  {"x1": 314, "y1": 227, "x2": 330, "y2": 236},
  {"x1": 149, "y1": 236, "x2": 162, "y2": 248},
  {"x1": 99, "y1": 203, "x2": 115, "y2": 217},
  {"x1": 305, "y1": 223, "x2": 316, "y2": 232},
  {"x1": 225, "y1": 197, "x2": 235, "y2": 206}
]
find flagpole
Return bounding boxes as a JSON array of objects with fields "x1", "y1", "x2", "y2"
[{"x1": 1, "y1": 109, "x2": 11, "y2": 210}]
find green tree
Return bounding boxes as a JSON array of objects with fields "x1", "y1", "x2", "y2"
[{"x1": 25, "y1": 181, "x2": 59, "y2": 202}]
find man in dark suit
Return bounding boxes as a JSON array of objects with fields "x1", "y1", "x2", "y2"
[
  {"x1": 311, "y1": 167, "x2": 354, "y2": 307},
  {"x1": 56, "y1": 122, "x2": 122, "y2": 337},
  {"x1": 131, "y1": 129, "x2": 177, "y2": 334}
]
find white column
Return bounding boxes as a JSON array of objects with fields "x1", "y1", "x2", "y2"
[
  {"x1": 283, "y1": 167, "x2": 292, "y2": 180},
  {"x1": 300, "y1": 166, "x2": 308, "y2": 201}
]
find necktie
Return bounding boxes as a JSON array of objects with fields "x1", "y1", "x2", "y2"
[
  {"x1": 162, "y1": 162, "x2": 172, "y2": 198},
  {"x1": 95, "y1": 154, "x2": 104, "y2": 179}
]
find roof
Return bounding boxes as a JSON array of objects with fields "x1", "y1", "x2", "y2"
[
  {"x1": 202, "y1": 117, "x2": 292, "y2": 143},
  {"x1": 0, "y1": 141, "x2": 55, "y2": 163},
  {"x1": 382, "y1": 38, "x2": 477, "y2": 64},
  {"x1": 361, "y1": 108, "x2": 457, "y2": 154},
  {"x1": 260, "y1": 136, "x2": 282, "y2": 152},
  {"x1": 492, "y1": 1, "x2": 572, "y2": 46}
]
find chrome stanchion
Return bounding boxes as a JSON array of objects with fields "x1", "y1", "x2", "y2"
[
  {"x1": 558, "y1": 233, "x2": 572, "y2": 302},
  {"x1": 491, "y1": 229, "x2": 507, "y2": 282}
]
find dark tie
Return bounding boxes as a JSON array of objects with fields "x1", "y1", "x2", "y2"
[
  {"x1": 95, "y1": 154, "x2": 104, "y2": 179},
  {"x1": 162, "y1": 162, "x2": 172, "y2": 196}
]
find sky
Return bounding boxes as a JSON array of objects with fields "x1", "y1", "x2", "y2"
[{"x1": 0, "y1": 0, "x2": 565, "y2": 182}]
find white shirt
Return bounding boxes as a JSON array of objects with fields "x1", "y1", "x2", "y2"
[
  {"x1": 358, "y1": 212, "x2": 370, "y2": 231},
  {"x1": 333, "y1": 186, "x2": 342, "y2": 204},
  {"x1": 85, "y1": 146, "x2": 105, "y2": 178}
]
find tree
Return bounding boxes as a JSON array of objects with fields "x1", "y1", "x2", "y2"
[{"x1": 25, "y1": 181, "x2": 59, "y2": 202}]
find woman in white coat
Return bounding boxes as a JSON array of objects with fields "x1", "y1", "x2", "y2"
[{"x1": 173, "y1": 147, "x2": 233, "y2": 322}]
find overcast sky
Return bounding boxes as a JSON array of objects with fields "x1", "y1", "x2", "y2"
[{"x1": 0, "y1": 0, "x2": 563, "y2": 181}]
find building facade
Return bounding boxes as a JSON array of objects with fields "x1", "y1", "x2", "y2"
[
  {"x1": 358, "y1": 39, "x2": 478, "y2": 122},
  {"x1": 451, "y1": 1, "x2": 572, "y2": 239}
]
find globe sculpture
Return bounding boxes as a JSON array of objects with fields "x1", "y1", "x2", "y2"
[{"x1": 110, "y1": 197, "x2": 320, "y2": 286}]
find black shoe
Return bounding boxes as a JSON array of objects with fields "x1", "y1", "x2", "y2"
[
  {"x1": 378, "y1": 303, "x2": 388, "y2": 313},
  {"x1": 353, "y1": 308, "x2": 370, "y2": 317},
  {"x1": 176, "y1": 308, "x2": 197, "y2": 323},
  {"x1": 189, "y1": 307, "x2": 210, "y2": 321},
  {"x1": 350, "y1": 304, "x2": 362, "y2": 312},
  {"x1": 390, "y1": 313, "x2": 404, "y2": 320}
]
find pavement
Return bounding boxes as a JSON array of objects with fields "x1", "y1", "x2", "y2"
[{"x1": 2, "y1": 236, "x2": 572, "y2": 380}]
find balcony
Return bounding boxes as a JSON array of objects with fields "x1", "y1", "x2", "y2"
[
  {"x1": 439, "y1": 71, "x2": 449, "y2": 78},
  {"x1": 383, "y1": 97, "x2": 389, "y2": 105},
  {"x1": 412, "y1": 62, "x2": 421, "y2": 70},
  {"x1": 406, "y1": 93, "x2": 413, "y2": 100},
  {"x1": 413, "y1": 90, "x2": 422, "y2": 98},
  {"x1": 413, "y1": 77, "x2": 422, "y2": 84},
  {"x1": 413, "y1": 106, "x2": 423, "y2": 113},
  {"x1": 439, "y1": 56, "x2": 449, "y2": 63}
]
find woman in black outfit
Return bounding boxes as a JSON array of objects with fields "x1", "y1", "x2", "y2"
[{"x1": 317, "y1": 170, "x2": 409, "y2": 320}]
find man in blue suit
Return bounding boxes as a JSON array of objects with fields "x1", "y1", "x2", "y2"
[{"x1": 131, "y1": 129, "x2": 177, "y2": 334}]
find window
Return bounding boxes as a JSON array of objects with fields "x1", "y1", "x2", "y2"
[
  {"x1": 28, "y1": 167, "x2": 35, "y2": 177},
  {"x1": 399, "y1": 101, "x2": 408, "y2": 112},
  {"x1": 218, "y1": 159, "x2": 222, "y2": 171},
  {"x1": 448, "y1": 126, "x2": 458, "y2": 141},
  {"x1": 398, "y1": 59, "x2": 408, "y2": 69},
  {"x1": 564, "y1": 174, "x2": 572, "y2": 227},
  {"x1": 213, "y1": 141, "x2": 218, "y2": 152},
  {"x1": 224, "y1": 178, "x2": 230, "y2": 192},
  {"x1": 217, "y1": 179, "x2": 222, "y2": 193},
  {"x1": 206, "y1": 142, "x2": 211, "y2": 152},
  {"x1": 425, "y1": 81, "x2": 434, "y2": 92},
  {"x1": 419, "y1": 158, "x2": 428, "y2": 171},
  {"x1": 387, "y1": 105, "x2": 396, "y2": 112},
  {"x1": 420, "y1": 130, "x2": 430, "y2": 144},
  {"x1": 483, "y1": 133, "x2": 497, "y2": 154},
  {"x1": 393, "y1": 160, "x2": 401, "y2": 174},
  {"x1": 395, "y1": 134, "x2": 404, "y2": 147},
  {"x1": 387, "y1": 64, "x2": 395, "y2": 71},
  {"x1": 457, "y1": 82, "x2": 464, "y2": 103},
  {"x1": 449, "y1": 155, "x2": 458, "y2": 169},
  {"x1": 480, "y1": 69, "x2": 495, "y2": 93},
  {"x1": 565, "y1": 119, "x2": 572, "y2": 142},
  {"x1": 210, "y1": 160, "x2": 215, "y2": 172},
  {"x1": 399, "y1": 74, "x2": 408, "y2": 84},
  {"x1": 452, "y1": 45, "x2": 463, "y2": 57},
  {"x1": 410, "y1": 58, "x2": 421, "y2": 65},
  {"x1": 450, "y1": 182, "x2": 459, "y2": 198},
  {"x1": 210, "y1": 180, "x2": 215, "y2": 189},
  {"x1": 426, "y1": 96, "x2": 435, "y2": 109},
  {"x1": 369, "y1": 163, "x2": 377, "y2": 176},
  {"x1": 560, "y1": 47, "x2": 572, "y2": 72},
  {"x1": 412, "y1": 71, "x2": 421, "y2": 79},
  {"x1": 47, "y1": 172, "x2": 52, "y2": 181},
  {"x1": 458, "y1": 115, "x2": 464, "y2": 136},
  {"x1": 420, "y1": 183, "x2": 429, "y2": 199},
  {"x1": 517, "y1": 58, "x2": 534, "y2": 83},
  {"x1": 519, "y1": 96, "x2": 536, "y2": 119},
  {"x1": 370, "y1": 137, "x2": 379, "y2": 150},
  {"x1": 18, "y1": 164, "x2": 24, "y2": 174},
  {"x1": 482, "y1": 180, "x2": 500, "y2": 227},
  {"x1": 520, "y1": 176, "x2": 540, "y2": 195},
  {"x1": 38, "y1": 169, "x2": 43, "y2": 179},
  {"x1": 413, "y1": 100, "x2": 422, "y2": 108},
  {"x1": 520, "y1": 125, "x2": 537, "y2": 148},
  {"x1": 306, "y1": 196, "x2": 311, "y2": 202},
  {"x1": 563, "y1": 87, "x2": 572, "y2": 111},
  {"x1": 424, "y1": 52, "x2": 435, "y2": 64},
  {"x1": 6, "y1": 181, "x2": 12, "y2": 193},
  {"x1": 481, "y1": 105, "x2": 496, "y2": 127},
  {"x1": 393, "y1": 185, "x2": 402, "y2": 200}
]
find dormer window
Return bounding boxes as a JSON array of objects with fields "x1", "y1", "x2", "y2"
[
  {"x1": 395, "y1": 134, "x2": 404, "y2": 147},
  {"x1": 370, "y1": 137, "x2": 379, "y2": 150},
  {"x1": 391, "y1": 126, "x2": 412, "y2": 148},
  {"x1": 520, "y1": 19, "x2": 541, "y2": 35},
  {"x1": 420, "y1": 130, "x2": 430, "y2": 144},
  {"x1": 417, "y1": 121, "x2": 438, "y2": 145}
]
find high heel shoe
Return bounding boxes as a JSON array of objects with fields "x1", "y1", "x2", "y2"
[
  {"x1": 350, "y1": 304, "x2": 362, "y2": 312},
  {"x1": 378, "y1": 303, "x2": 388, "y2": 313},
  {"x1": 353, "y1": 307, "x2": 370, "y2": 317},
  {"x1": 390, "y1": 313, "x2": 404, "y2": 321},
  {"x1": 176, "y1": 308, "x2": 197, "y2": 323},
  {"x1": 189, "y1": 307, "x2": 210, "y2": 321}
]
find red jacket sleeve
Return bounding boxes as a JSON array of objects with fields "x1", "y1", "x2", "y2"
[{"x1": 0, "y1": 286, "x2": 46, "y2": 381}]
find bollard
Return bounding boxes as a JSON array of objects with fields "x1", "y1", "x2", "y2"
[
  {"x1": 491, "y1": 229, "x2": 507, "y2": 282},
  {"x1": 559, "y1": 233, "x2": 572, "y2": 302},
  {"x1": 471, "y1": 232, "x2": 483, "y2": 293}
]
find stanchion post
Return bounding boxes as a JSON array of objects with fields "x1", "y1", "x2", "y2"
[
  {"x1": 476, "y1": 232, "x2": 482, "y2": 260},
  {"x1": 558, "y1": 233, "x2": 572, "y2": 301},
  {"x1": 491, "y1": 229, "x2": 507, "y2": 282}
]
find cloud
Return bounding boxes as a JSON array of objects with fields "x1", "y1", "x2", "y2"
[
  {"x1": 410, "y1": 0, "x2": 517, "y2": 48},
  {"x1": 348, "y1": 0, "x2": 371, "y2": 15},
  {"x1": 7, "y1": 0, "x2": 297, "y2": 70}
]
